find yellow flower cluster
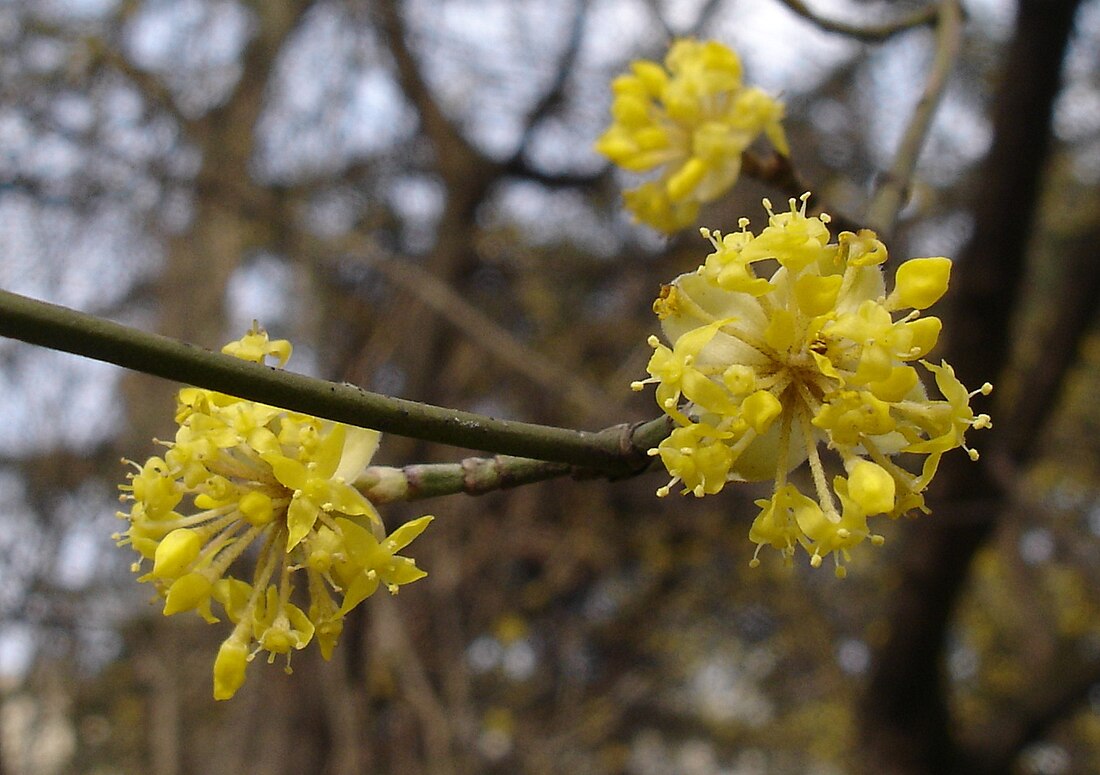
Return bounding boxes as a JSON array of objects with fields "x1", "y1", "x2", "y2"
[
  {"x1": 633, "y1": 196, "x2": 991, "y2": 577},
  {"x1": 595, "y1": 39, "x2": 787, "y2": 233},
  {"x1": 117, "y1": 326, "x2": 432, "y2": 699}
]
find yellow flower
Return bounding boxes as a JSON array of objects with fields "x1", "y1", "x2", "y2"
[
  {"x1": 595, "y1": 39, "x2": 787, "y2": 233},
  {"x1": 117, "y1": 324, "x2": 433, "y2": 699},
  {"x1": 633, "y1": 196, "x2": 991, "y2": 577}
]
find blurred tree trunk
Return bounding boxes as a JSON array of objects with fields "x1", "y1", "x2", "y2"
[
  {"x1": 118, "y1": 3, "x2": 315, "y2": 770},
  {"x1": 121, "y1": 1, "x2": 307, "y2": 441},
  {"x1": 859, "y1": 2, "x2": 1085, "y2": 773}
]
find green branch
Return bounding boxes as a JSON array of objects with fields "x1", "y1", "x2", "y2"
[
  {"x1": 0, "y1": 289, "x2": 670, "y2": 475},
  {"x1": 357, "y1": 456, "x2": 582, "y2": 503}
]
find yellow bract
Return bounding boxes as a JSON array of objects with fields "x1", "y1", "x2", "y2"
[
  {"x1": 595, "y1": 39, "x2": 787, "y2": 233},
  {"x1": 634, "y1": 196, "x2": 992, "y2": 576},
  {"x1": 117, "y1": 324, "x2": 432, "y2": 699}
]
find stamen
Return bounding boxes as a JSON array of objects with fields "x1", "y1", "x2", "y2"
[
  {"x1": 773, "y1": 402, "x2": 794, "y2": 490},
  {"x1": 208, "y1": 523, "x2": 267, "y2": 578},
  {"x1": 797, "y1": 402, "x2": 839, "y2": 521},
  {"x1": 725, "y1": 427, "x2": 758, "y2": 465}
]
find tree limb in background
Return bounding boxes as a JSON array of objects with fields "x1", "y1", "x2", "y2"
[
  {"x1": 999, "y1": 225, "x2": 1100, "y2": 464},
  {"x1": 979, "y1": 656, "x2": 1100, "y2": 772},
  {"x1": 373, "y1": 0, "x2": 492, "y2": 182},
  {"x1": 775, "y1": 0, "x2": 940, "y2": 42},
  {"x1": 361, "y1": 252, "x2": 620, "y2": 421},
  {"x1": 865, "y1": 0, "x2": 963, "y2": 236},
  {"x1": 859, "y1": 2, "x2": 1086, "y2": 773},
  {"x1": 512, "y1": 0, "x2": 587, "y2": 160}
]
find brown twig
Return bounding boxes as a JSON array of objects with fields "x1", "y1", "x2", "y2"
[{"x1": 775, "y1": 0, "x2": 940, "y2": 42}]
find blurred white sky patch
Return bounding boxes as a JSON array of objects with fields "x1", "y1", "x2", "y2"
[
  {"x1": 862, "y1": 31, "x2": 931, "y2": 168},
  {"x1": 126, "y1": 0, "x2": 251, "y2": 73},
  {"x1": 225, "y1": 252, "x2": 297, "y2": 331},
  {"x1": 713, "y1": 0, "x2": 858, "y2": 94},
  {"x1": 125, "y1": 0, "x2": 254, "y2": 118},
  {"x1": 582, "y1": 0, "x2": 660, "y2": 66},
  {"x1": 0, "y1": 624, "x2": 34, "y2": 678},
  {"x1": 487, "y1": 180, "x2": 622, "y2": 256},
  {"x1": 32, "y1": 0, "x2": 121, "y2": 22},
  {"x1": 408, "y1": 0, "x2": 585, "y2": 158},
  {"x1": 0, "y1": 195, "x2": 158, "y2": 455},
  {"x1": 963, "y1": 0, "x2": 1016, "y2": 41},
  {"x1": 0, "y1": 349, "x2": 124, "y2": 455},
  {"x1": 0, "y1": 198, "x2": 162, "y2": 308},
  {"x1": 1057, "y1": 0, "x2": 1100, "y2": 173},
  {"x1": 387, "y1": 175, "x2": 446, "y2": 253},
  {"x1": 0, "y1": 471, "x2": 38, "y2": 680},
  {"x1": 53, "y1": 482, "x2": 118, "y2": 591},
  {"x1": 254, "y1": 3, "x2": 417, "y2": 183},
  {"x1": 224, "y1": 253, "x2": 321, "y2": 377},
  {"x1": 906, "y1": 209, "x2": 974, "y2": 259}
]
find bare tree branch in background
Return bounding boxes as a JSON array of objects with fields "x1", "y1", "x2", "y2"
[
  {"x1": 865, "y1": 0, "x2": 963, "y2": 236},
  {"x1": 860, "y1": 2, "x2": 1087, "y2": 773},
  {"x1": 775, "y1": 0, "x2": 940, "y2": 41}
]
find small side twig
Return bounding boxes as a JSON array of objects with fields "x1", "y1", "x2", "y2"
[
  {"x1": 775, "y1": 0, "x2": 940, "y2": 42},
  {"x1": 357, "y1": 455, "x2": 580, "y2": 504},
  {"x1": 741, "y1": 150, "x2": 864, "y2": 235}
]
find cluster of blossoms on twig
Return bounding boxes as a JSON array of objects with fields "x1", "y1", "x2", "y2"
[
  {"x1": 594, "y1": 39, "x2": 787, "y2": 232},
  {"x1": 116, "y1": 326, "x2": 432, "y2": 699},
  {"x1": 109, "y1": 34, "x2": 992, "y2": 706},
  {"x1": 631, "y1": 195, "x2": 992, "y2": 577}
]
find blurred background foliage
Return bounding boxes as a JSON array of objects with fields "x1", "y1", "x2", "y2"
[{"x1": 0, "y1": 0, "x2": 1099, "y2": 773}]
